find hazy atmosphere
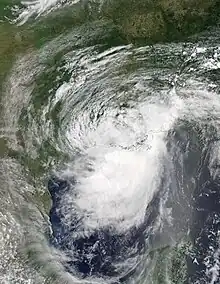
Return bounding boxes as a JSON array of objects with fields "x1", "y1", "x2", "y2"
[{"x1": 1, "y1": 1, "x2": 220, "y2": 283}]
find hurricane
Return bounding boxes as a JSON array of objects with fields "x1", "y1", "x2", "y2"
[{"x1": 1, "y1": 1, "x2": 220, "y2": 284}]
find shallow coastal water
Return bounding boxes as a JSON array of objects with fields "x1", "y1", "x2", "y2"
[{"x1": 1, "y1": 1, "x2": 220, "y2": 284}]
